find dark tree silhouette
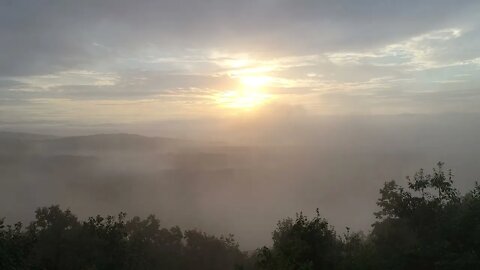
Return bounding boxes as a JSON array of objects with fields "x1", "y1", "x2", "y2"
[
  {"x1": 256, "y1": 210, "x2": 341, "y2": 270},
  {"x1": 0, "y1": 206, "x2": 248, "y2": 270},
  {"x1": 371, "y1": 162, "x2": 480, "y2": 269},
  {"x1": 256, "y1": 163, "x2": 480, "y2": 270}
]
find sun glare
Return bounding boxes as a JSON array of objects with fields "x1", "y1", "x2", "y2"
[
  {"x1": 216, "y1": 90, "x2": 270, "y2": 109},
  {"x1": 240, "y1": 76, "x2": 271, "y2": 89},
  {"x1": 216, "y1": 73, "x2": 272, "y2": 110}
]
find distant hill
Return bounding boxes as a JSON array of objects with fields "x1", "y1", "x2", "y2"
[
  {"x1": 0, "y1": 131, "x2": 56, "y2": 154},
  {"x1": 44, "y1": 133, "x2": 185, "y2": 153},
  {"x1": 0, "y1": 132, "x2": 193, "y2": 155},
  {"x1": 0, "y1": 131, "x2": 56, "y2": 141}
]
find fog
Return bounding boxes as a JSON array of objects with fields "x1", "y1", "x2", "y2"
[{"x1": 1, "y1": 112, "x2": 480, "y2": 250}]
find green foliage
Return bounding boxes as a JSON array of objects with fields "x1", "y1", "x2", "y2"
[
  {"x1": 257, "y1": 210, "x2": 341, "y2": 270},
  {"x1": 371, "y1": 162, "x2": 480, "y2": 269},
  {"x1": 0, "y1": 206, "x2": 247, "y2": 270},
  {"x1": 256, "y1": 211, "x2": 375, "y2": 270},
  {"x1": 0, "y1": 219, "x2": 33, "y2": 270}
]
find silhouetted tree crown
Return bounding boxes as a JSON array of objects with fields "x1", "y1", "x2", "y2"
[
  {"x1": 256, "y1": 163, "x2": 480, "y2": 270},
  {"x1": 0, "y1": 206, "x2": 247, "y2": 270}
]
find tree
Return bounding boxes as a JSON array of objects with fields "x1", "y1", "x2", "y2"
[
  {"x1": 0, "y1": 219, "x2": 32, "y2": 270},
  {"x1": 256, "y1": 210, "x2": 342, "y2": 270},
  {"x1": 371, "y1": 162, "x2": 480, "y2": 269},
  {"x1": 0, "y1": 205, "x2": 249, "y2": 270}
]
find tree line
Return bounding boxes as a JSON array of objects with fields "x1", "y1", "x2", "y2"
[{"x1": 2, "y1": 162, "x2": 480, "y2": 269}]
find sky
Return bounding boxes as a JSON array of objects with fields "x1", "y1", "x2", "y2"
[{"x1": 1, "y1": 0, "x2": 480, "y2": 131}]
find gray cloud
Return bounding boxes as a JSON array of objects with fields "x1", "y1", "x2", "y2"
[{"x1": 1, "y1": 0, "x2": 479, "y2": 76}]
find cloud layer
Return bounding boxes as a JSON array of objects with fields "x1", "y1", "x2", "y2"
[{"x1": 1, "y1": 0, "x2": 480, "y2": 126}]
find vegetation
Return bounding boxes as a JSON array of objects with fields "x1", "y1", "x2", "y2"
[
  {"x1": 2, "y1": 162, "x2": 480, "y2": 269},
  {"x1": 256, "y1": 162, "x2": 480, "y2": 270},
  {"x1": 0, "y1": 208, "x2": 246, "y2": 270}
]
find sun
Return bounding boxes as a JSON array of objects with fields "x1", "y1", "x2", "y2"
[
  {"x1": 240, "y1": 76, "x2": 271, "y2": 89},
  {"x1": 216, "y1": 75, "x2": 272, "y2": 110}
]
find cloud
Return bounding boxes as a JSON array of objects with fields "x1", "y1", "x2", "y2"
[
  {"x1": 325, "y1": 28, "x2": 479, "y2": 70},
  {"x1": 1, "y1": 0, "x2": 480, "y2": 124},
  {"x1": 1, "y1": 0, "x2": 479, "y2": 76}
]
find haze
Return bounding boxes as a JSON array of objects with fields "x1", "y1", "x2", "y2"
[{"x1": 1, "y1": 0, "x2": 480, "y2": 250}]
